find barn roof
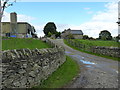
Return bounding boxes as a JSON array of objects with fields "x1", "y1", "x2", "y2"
[{"x1": 70, "y1": 30, "x2": 83, "y2": 35}]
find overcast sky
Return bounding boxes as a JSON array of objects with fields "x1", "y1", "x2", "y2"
[{"x1": 2, "y1": 1, "x2": 119, "y2": 38}]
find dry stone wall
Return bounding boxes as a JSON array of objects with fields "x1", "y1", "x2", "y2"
[
  {"x1": 92, "y1": 46, "x2": 120, "y2": 58},
  {"x1": 66, "y1": 39, "x2": 120, "y2": 58},
  {"x1": 2, "y1": 41, "x2": 66, "y2": 88}
]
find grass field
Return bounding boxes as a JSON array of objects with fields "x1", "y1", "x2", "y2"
[
  {"x1": 64, "y1": 39, "x2": 119, "y2": 61},
  {"x1": 74, "y1": 39, "x2": 120, "y2": 47},
  {"x1": 2, "y1": 37, "x2": 51, "y2": 50},
  {"x1": 34, "y1": 56, "x2": 79, "y2": 88}
]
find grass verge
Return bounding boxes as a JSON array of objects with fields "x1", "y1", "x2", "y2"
[
  {"x1": 34, "y1": 56, "x2": 79, "y2": 88},
  {"x1": 64, "y1": 39, "x2": 119, "y2": 61},
  {"x1": 74, "y1": 39, "x2": 120, "y2": 47},
  {"x1": 2, "y1": 38, "x2": 51, "y2": 50}
]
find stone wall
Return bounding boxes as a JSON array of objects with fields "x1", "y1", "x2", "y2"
[
  {"x1": 92, "y1": 46, "x2": 120, "y2": 58},
  {"x1": 66, "y1": 39, "x2": 120, "y2": 58},
  {"x1": 2, "y1": 46, "x2": 66, "y2": 88}
]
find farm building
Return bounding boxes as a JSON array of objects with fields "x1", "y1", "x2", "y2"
[
  {"x1": 61, "y1": 28, "x2": 83, "y2": 39},
  {"x1": 1, "y1": 12, "x2": 37, "y2": 38}
]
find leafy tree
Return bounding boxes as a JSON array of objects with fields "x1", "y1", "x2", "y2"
[
  {"x1": 43, "y1": 22, "x2": 57, "y2": 36},
  {"x1": 83, "y1": 35, "x2": 89, "y2": 40},
  {"x1": 89, "y1": 37, "x2": 95, "y2": 40},
  {"x1": 55, "y1": 32, "x2": 61, "y2": 38},
  {"x1": 99, "y1": 30, "x2": 112, "y2": 40},
  {"x1": 47, "y1": 32, "x2": 53, "y2": 37}
]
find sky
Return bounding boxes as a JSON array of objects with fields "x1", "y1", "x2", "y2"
[{"x1": 1, "y1": 1, "x2": 119, "y2": 38}]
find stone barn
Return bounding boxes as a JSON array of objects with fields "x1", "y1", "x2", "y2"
[
  {"x1": 61, "y1": 28, "x2": 83, "y2": 39},
  {"x1": 1, "y1": 12, "x2": 37, "y2": 38}
]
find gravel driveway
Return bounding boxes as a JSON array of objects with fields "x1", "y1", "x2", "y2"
[{"x1": 50, "y1": 39, "x2": 119, "y2": 88}]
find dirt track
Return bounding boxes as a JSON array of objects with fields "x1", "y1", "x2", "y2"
[{"x1": 50, "y1": 39, "x2": 119, "y2": 88}]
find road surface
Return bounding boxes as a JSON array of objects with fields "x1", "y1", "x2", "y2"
[{"x1": 50, "y1": 39, "x2": 119, "y2": 88}]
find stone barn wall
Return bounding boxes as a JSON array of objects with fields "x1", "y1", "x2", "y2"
[{"x1": 2, "y1": 46, "x2": 66, "y2": 88}]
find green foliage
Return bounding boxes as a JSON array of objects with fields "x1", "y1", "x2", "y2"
[
  {"x1": 55, "y1": 32, "x2": 61, "y2": 38},
  {"x1": 47, "y1": 32, "x2": 53, "y2": 37},
  {"x1": 34, "y1": 56, "x2": 79, "y2": 88},
  {"x1": 75, "y1": 39, "x2": 119, "y2": 47},
  {"x1": 67, "y1": 34, "x2": 74, "y2": 39},
  {"x1": 99, "y1": 30, "x2": 112, "y2": 40},
  {"x1": 115, "y1": 34, "x2": 120, "y2": 42},
  {"x1": 43, "y1": 22, "x2": 57, "y2": 36},
  {"x1": 83, "y1": 35, "x2": 89, "y2": 40},
  {"x1": 2, "y1": 38, "x2": 51, "y2": 50}
]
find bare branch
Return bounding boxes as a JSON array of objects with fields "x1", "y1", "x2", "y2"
[{"x1": 0, "y1": 0, "x2": 16, "y2": 22}]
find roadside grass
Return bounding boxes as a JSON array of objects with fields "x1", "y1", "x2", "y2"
[
  {"x1": 64, "y1": 39, "x2": 120, "y2": 61},
  {"x1": 34, "y1": 56, "x2": 79, "y2": 88},
  {"x1": 74, "y1": 39, "x2": 120, "y2": 47},
  {"x1": 2, "y1": 37, "x2": 51, "y2": 50}
]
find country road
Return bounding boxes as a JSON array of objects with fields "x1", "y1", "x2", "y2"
[{"x1": 50, "y1": 39, "x2": 119, "y2": 88}]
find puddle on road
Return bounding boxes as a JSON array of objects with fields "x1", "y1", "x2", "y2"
[
  {"x1": 80, "y1": 60, "x2": 96, "y2": 65},
  {"x1": 65, "y1": 51, "x2": 71, "y2": 54},
  {"x1": 65, "y1": 53, "x2": 96, "y2": 68}
]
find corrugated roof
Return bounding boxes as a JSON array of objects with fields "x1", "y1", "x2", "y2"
[{"x1": 70, "y1": 30, "x2": 83, "y2": 35}]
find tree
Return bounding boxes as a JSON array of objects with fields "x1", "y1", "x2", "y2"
[
  {"x1": 0, "y1": 0, "x2": 16, "y2": 22},
  {"x1": 55, "y1": 32, "x2": 61, "y2": 38},
  {"x1": 99, "y1": 30, "x2": 112, "y2": 40},
  {"x1": 67, "y1": 34, "x2": 74, "y2": 39},
  {"x1": 43, "y1": 22, "x2": 57, "y2": 36},
  {"x1": 83, "y1": 35, "x2": 89, "y2": 40},
  {"x1": 47, "y1": 32, "x2": 52, "y2": 37}
]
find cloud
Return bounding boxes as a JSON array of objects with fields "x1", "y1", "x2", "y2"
[
  {"x1": 80, "y1": 22, "x2": 118, "y2": 38},
  {"x1": 17, "y1": 14, "x2": 35, "y2": 22},
  {"x1": 1, "y1": 12, "x2": 10, "y2": 22},
  {"x1": 36, "y1": 1, "x2": 118, "y2": 38},
  {"x1": 2, "y1": 12, "x2": 35, "y2": 22},
  {"x1": 33, "y1": 24, "x2": 45, "y2": 37},
  {"x1": 70, "y1": 2, "x2": 118, "y2": 38},
  {"x1": 2, "y1": 2, "x2": 118, "y2": 38}
]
